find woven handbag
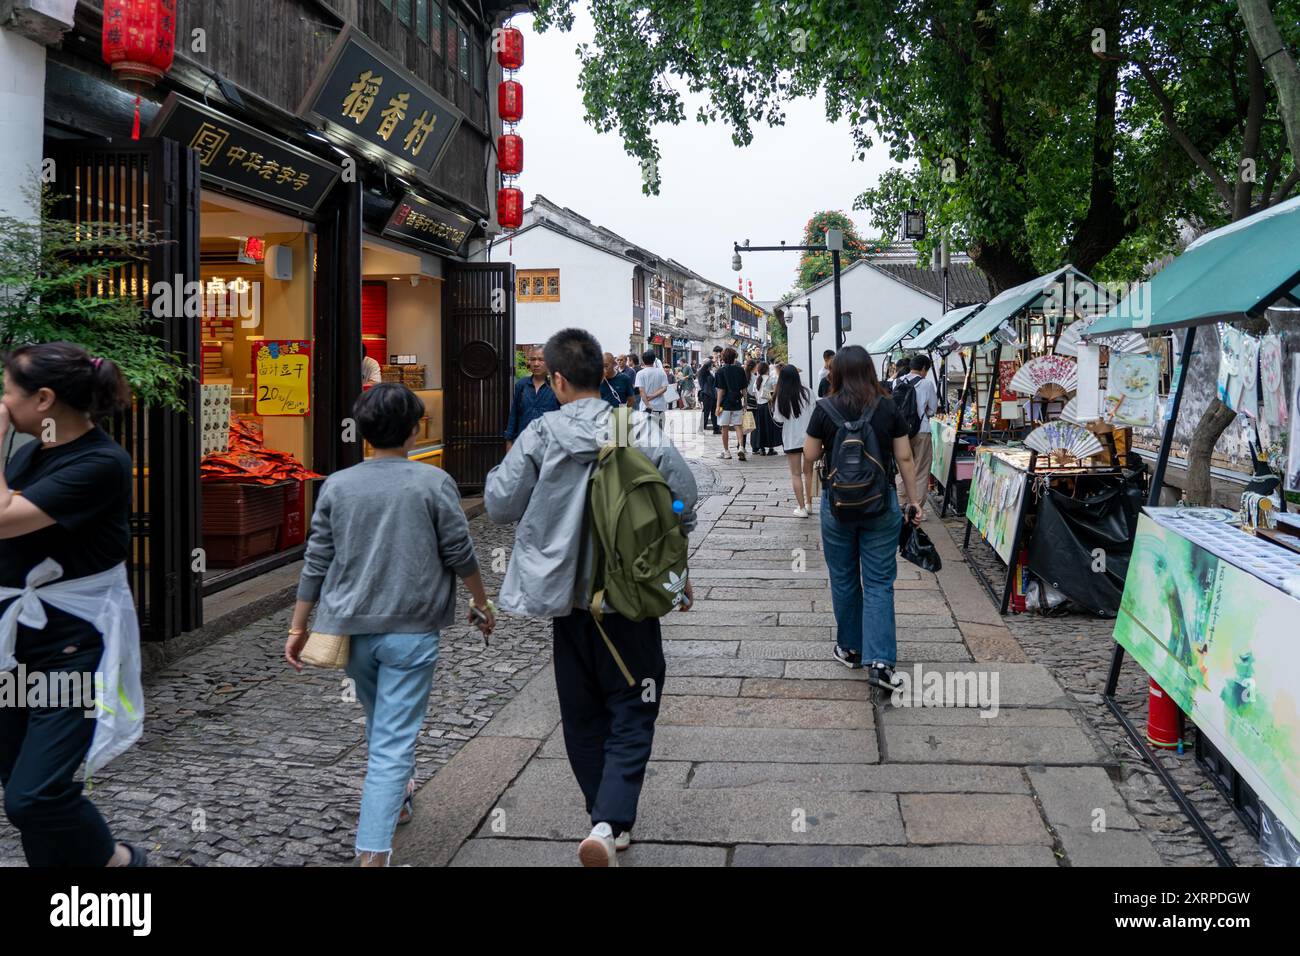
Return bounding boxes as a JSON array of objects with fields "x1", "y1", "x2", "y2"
[
  {"x1": 742, "y1": 410, "x2": 757, "y2": 432},
  {"x1": 301, "y1": 631, "x2": 350, "y2": 669}
]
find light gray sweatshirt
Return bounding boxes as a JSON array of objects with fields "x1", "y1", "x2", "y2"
[
  {"x1": 485, "y1": 397, "x2": 697, "y2": 617},
  {"x1": 297, "y1": 458, "x2": 479, "y2": 634}
]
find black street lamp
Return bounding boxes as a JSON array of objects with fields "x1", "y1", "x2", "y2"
[{"x1": 733, "y1": 235, "x2": 845, "y2": 349}]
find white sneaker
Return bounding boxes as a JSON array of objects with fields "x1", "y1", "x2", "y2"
[
  {"x1": 615, "y1": 830, "x2": 631, "y2": 851},
  {"x1": 793, "y1": 506, "x2": 809, "y2": 518},
  {"x1": 578, "y1": 822, "x2": 618, "y2": 867}
]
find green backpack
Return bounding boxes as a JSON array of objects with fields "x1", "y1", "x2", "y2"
[{"x1": 587, "y1": 406, "x2": 690, "y2": 685}]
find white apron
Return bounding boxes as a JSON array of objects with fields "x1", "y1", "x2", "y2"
[{"x1": 0, "y1": 558, "x2": 144, "y2": 775}]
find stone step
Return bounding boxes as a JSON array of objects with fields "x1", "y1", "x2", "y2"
[{"x1": 658, "y1": 695, "x2": 873, "y2": 730}]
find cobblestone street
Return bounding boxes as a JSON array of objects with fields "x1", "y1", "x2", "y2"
[{"x1": 0, "y1": 409, "x2": 1260, "y2": 866}]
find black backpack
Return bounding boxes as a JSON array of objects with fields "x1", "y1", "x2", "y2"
[
  {"x1": 820, "y1": 399, "x2": 892, "y2": 522},
  {"x1": 891, "y1": 375, "x2": 922, "y2": 438}
]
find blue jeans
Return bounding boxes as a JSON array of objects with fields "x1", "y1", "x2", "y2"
[
  {"x1": 345, "y1": 631, "x2": 440, "y2": 856},
  {"x1": 820, "y1": 490, "x2": 903, "y2": 666}
]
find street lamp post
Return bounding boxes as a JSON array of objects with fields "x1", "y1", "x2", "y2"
[{"x1": 733, "y1": 236, "x2": 845, "y2": 350}]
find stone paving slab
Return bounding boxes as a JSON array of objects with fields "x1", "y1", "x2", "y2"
[
  {"x1": 539, "y1": 724, "x2": 880, "y2": 763},
  {"x1": 663, "y1": 639, "x2": 740, "y2": 658},
  {"x1": 736, "y1": 640, "x2": 971, "y2": 662},
  {"x1": 1053, "y1": 827, "x2": 1162, "y2": 867},
  {"x1": 658, "y1": 695, "x2": 873, "y2": 730},
  {"x1": 510, "y1": 757, "x2": 691, "y2": 792},
  {"x1": 690, "y1": 599, "x2": 816, "y2": 613},
  {"x1": 664, "y1": 624, "x2": 832, "y2": 642},
  {"x1": 740, "y1": 677, "x2": 872, "y2": 701},
  {"x1": 478, "y1": 663, "x2": 560, "y2": 741},
  {"x1": 731, "y1": 844, "x2": 1058, "y2": 866},
  {"x1": 451, "y1": 838, "x2": 728, "y2": 866},
  {"x1": 482, "y1": 788, "x2": 906, "y2": 846},
  {"x1": 1026, "y1": 765, "x2": 1140, "y2": 831},
  {"x1": 687, "y1": 761, "x2": 1030, "y2": 794},
  {"x1": 883, "y1": 724, "x2": 1110, "y2": 765},
  {"x1": 958, "y1": 621, "x2": 1030, "y2": 663},
  {"x1": 783, "y1": 662, "x2": 1075, "y2": 707},
  {"x1": 661, "y1": 611, "x2": 780, "y2": 627},
  {"x1": 899, "y1": 793, "x2": 1053, "y2": 846},
  {"x1": 663, "y1": 657, "x2": 786, "y2": 678},
  {"x1": 879, "y1": 705, "x2": 1078, "y2": 727},
  {"x1": 664, "y1": 676, "x2": 743, "y2": 696}
]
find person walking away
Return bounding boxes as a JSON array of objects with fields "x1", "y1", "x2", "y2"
[
  {"x1": 680, "y1": 362, "x2": 696, "y2": 410},
  {"x1": 891, "y1": 354, "x2": 939, "y2": 516},
  {"x1": 601, "y1": 352, "x2": 634, "y2": 408},
  {"x1": 504, "y1": 346, "x2": 559, "y2": 453},
  {"x1": 633, "y1": 349, "x2": 670, "y2": 431},
  {"x1": 744, "y1": 359, "x2": 762, "y2": 455},
  {"x1": 770, "y1": 364, "x2": 816, "y2": 516},
  {"x1": 697, "y1": 359, "x2": 719, "y2": 434},
  {"x1": 485, "y1": 328, "x2": 698, "y2": 867},
  {"x1": 0, "y1": 343, "x2": 146, "y2": 867},
  {"x1": 817, "y1": 350, "x2": 835, "y2": 397},
  {"x1": 750, "y1": 362, "x2": 780, "y2": 455},
  {"x1": 713, "y1": 347, "x2": 748, "y2": 460},
  {"x1": 803, "y1": 345, "x2": 921, "y2": 690},
  {"x1": 286, "y1": 383, "x2": 494, "y2": 867}
]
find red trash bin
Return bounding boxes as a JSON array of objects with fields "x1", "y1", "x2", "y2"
[{"x1": 1146, "y1": 678, "x2": 1182, "y2": 749}]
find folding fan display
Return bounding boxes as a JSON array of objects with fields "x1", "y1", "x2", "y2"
[
  {"x1": 1024, "y1": 420, "x2": 1104, "y2": 459},
  {"x1": 1055, "y1": 320, "x2": 1149, "y2": 358},
  {"x1": 1060, "y1": 397, "x2": 1081, "y2": 424},
  {"x1": 1009, "y1": 354, "x2": 1078, "y2": 396}
]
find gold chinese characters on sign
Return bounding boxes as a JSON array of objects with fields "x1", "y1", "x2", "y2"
[
  {"x1": 340, "y1": 71, "x2": 438, "y2": 159},
  {"x1": 189, "y1": 122, "x2": 312, "y2": 191},
  {"x1": 393, "y1": 203, "x2": 467, "y2": 247}
]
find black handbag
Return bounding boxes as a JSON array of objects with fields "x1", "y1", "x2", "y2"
[{"x1": 898, "y1": 506, "x2": 942, "y2": 572}]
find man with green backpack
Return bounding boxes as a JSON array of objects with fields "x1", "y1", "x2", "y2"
[{"x1": 485, "y1": 328, "x2": 698, "y2": 867}]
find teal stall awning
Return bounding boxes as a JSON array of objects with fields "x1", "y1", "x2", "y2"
[
  {"x1": 1085, "y1": 196, "x2": 1300, "y2": 336},
  {"x1": 909, "y1": 303, "x2": 985, "y2": 351},
  {"x1": 866, "y1": 316, "x2": 930, "y2": 354},
  {"x1": 953, "y1": 264, "x2": 1106, "y2": 346}
]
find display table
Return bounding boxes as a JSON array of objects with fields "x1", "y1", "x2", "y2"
[{"x1": 1113, "y1": 509, "x2": 1300, "y2": 839}]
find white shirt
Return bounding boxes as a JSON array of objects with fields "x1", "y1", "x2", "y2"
[
  {"x1": 362, "y1": 355, "x2": 383, "y2": 385},
  {"x1": 749, "y1": 374, "x2": 774, "y2": 405},
  {"x1": 898, "y1": 371, "x2": 940, "y2": 433},
  {"x1": 770, "y1": 388, "x2": 815, "y2": 452},
  {"x1": 635, "y1": 365, "x2": 670, "y2": 411}
]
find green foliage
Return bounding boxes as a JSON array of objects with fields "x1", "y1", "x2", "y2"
[
  {"x1": 514, "y1": 347, "x2": 530, "y2": 379},
  {"x1": 795, "y1": 210, "x2": 887, "y2": 288},
  {"x1": 0, "y1": 186, "x2": 190, "y2": 412},
  {"x1": 533, "y1": 0, "x2": 1297, "y2": 293}
]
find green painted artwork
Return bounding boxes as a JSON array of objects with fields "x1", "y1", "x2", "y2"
[
  {"x1": 931, "y1": 418, "x2": 956, "y2": 484},
  {"x1": 964, "y1": 448, "x2": 1027, "y2": 564},
  {"x1": 1113, "y1": 515, "x2": 1300, "y2": 838}
]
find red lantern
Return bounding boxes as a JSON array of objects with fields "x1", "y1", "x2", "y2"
[
  {"x1": 102, "y1": 0, "x2": 176, "y2": 87},
  {"x1": 498, "y1": 134, "x2": 523, "y2": 176},
  {"x1": 498, "y1": 80, "x2": 523, "y2": 123},
  {"x1": 496, "y1": 27, "x2": 524, "y2": 70},
  {"x1": 497, "y1": 187, "x2": 524, "y2": 230}
]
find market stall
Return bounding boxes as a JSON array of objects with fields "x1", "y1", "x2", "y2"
[
  {"x1": 1085, "y1": 195, "x2": 1300, "y2": 863},
  {"x1": 865, "y1": 315, "x2": 931, "y2": 378}
]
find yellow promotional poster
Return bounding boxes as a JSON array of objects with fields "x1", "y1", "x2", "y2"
[{"x1": 252, "y1": 340, "x2": 312, "y2": 416}]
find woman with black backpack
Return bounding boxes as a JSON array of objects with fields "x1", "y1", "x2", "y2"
[{"x1": 803, "y1": 346, "x2": 922, "y2": 691}]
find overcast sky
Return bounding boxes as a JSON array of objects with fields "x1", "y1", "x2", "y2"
[{"x1": 513, "y1": 10, "x2": 899, "y2": 303}]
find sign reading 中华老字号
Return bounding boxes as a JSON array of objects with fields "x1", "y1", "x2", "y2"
[
  {"x1": 299, "y1": 25, "x2": 464, "y2": 183},
  {"x1": 147, "y1": 94, "x2": 341, "y2": 216},
  {"x1": 382, "y1": 191, "x2": 473, "y2": 257},
  {"x1": 253, "y1": 341, "x2": 311, "y2": 416}
]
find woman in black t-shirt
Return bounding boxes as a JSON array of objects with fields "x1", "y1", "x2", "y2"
[
  {"x1": 0, "y1": 342, "x2": 146, "y2": 867},
  {"x1": 803, "y1": 345, "x2": 922, "y2": 691}
]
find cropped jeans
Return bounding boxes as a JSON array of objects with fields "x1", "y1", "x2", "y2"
[
  {"x1": 345, "y1": 630, "x2": 440, "y2": 857},
  {"x1": 820, "y1": 490, "x2": 903, "y2": 666}
]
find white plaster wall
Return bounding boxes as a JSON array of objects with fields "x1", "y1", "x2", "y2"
[
  {"x1": 0, "y1": 30, "x2": 47, "y2": 222},
  {"x1": 494, "y1": 228, "x2": 636, "y2": 357}
]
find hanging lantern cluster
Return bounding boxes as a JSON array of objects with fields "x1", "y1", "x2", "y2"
[
  {"x1": 495, "y1": 24, "x2": 525, "y2": 230},
  {"x1": 101, "y1": 0, "x2": 176, "y2": 140}
]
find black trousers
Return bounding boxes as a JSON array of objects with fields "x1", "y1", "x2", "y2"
[
  {"x1": 552, "y1": 609, "x2": 665, "y2": 834},
  {"x1": 700, "y1": 395, "x2": 718, "y2": 431},
  {"x1": 0, "y1": 628, "x2": 116, "y2": 866}
]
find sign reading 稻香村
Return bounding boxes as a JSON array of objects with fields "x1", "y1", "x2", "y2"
[
  {"x1": 253, "y1": 340, "x2": 311, "y2": 416},
  {"x1": 147, "y1": 94, "x2": 341, "y2": 215},
  {"x1": 299, "y1": 25, "x2": 464, "y2": 183}
]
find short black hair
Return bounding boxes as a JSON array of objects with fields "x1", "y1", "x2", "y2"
[
  {"x1": 642, "y1": 349, "x2": 658, "y2": 366},
  {"x1": 626, "y1": 353, "x2": 640, "y2": 367},
  {"x1": 823, "y1": 349, "x2": 835, "y2": 361},
  {"x1": 545, "y1": 328, "x2": 604, "y2": 390},
  {"x1": 910, "y1": 354, "x2": 932, "y2": 373},
  {"x1": 354, "y1": 383, "x2": 424, "y2": 449}
]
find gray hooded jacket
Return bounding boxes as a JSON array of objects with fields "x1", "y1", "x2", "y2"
[{"x1": 485, "y1": 397, "x2": 698, "y2": 618}]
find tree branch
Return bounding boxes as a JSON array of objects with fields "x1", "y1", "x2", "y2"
[
  {"x1": 1133, "y1": 58, "x2": 1235, "y2": 207},
  {"x1": 1236, "y1": 45, "x2": 1266, "y2": 221}
]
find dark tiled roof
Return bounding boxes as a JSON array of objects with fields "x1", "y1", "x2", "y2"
[{"x1": 870, "y1": 261, "x2": 991, "y2": 305}]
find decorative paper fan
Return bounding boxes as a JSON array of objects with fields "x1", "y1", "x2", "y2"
[
  {"x1": 1060, "y1": 397, "x2": 1081, "y2": 424},
  {"x1": 1009, "y1": 354, "x2": 1078, "y2": 396},
  {"x1": 1024, "y1": 421, "x2": 1103, "y2": 459},
  {"x1": 1055, "y1": 319, "x2": 1150, "y2": 357}
]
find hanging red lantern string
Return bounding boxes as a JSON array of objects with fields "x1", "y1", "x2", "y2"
[
  {"x1": 495, "y1": 21, "x2": 525, "y2": 233},
  {"x1": 102, "y1": 0, "x2": 176, "y2": 140}
]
